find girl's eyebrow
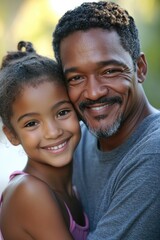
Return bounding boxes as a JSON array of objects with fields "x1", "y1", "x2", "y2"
[
  {"x1": 17, "y1": 112, "x2": 39, "y2": 123},
  {"x1": 17, "y1": 100, "x2": 72, "y2": 123}
]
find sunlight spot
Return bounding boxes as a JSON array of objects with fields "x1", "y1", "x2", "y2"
[{"x1": 49, "y1": 0, "x2": 99, "y2": 16}]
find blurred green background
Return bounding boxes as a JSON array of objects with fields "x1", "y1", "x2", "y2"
[{"x1": 0, "y1": 0, "x2": 160, "y2": 108}]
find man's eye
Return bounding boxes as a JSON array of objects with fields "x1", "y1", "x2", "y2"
[
  {"x1": 104, "y1": 68, "x2": 124, "y2": 75},
  {"x1": 24, "y1": 121, "x2": 38, "y2": 127},
  {"x1": 67, "y1": 75, "x2": 85, "y2": 85},
  {"x1": 68, "y1": 76, "x2": 80, "y2": 81}
]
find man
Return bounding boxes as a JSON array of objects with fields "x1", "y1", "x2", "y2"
[{"x1": 53, "y1": 1, "x2": 160, "y2": 239}]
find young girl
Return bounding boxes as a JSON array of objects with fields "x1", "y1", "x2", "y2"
[{"x1": 0, "y1": 41, "x2": 89, "y2": 240}]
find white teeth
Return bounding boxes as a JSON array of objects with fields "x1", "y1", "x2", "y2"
[
  {"x1": 47, "y1": 142, "x2": 66, "y2": 150},
  {"x1": 91, "y1": 105, "x2": 107, "y2": 111}
]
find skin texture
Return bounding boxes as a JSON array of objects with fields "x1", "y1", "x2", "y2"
[
  {"x1": 1, "y1": 79, "x2": 83, "y2": 240},
  {"x1": 60, "y1": 29, "x2": 158, "y2": 151}
]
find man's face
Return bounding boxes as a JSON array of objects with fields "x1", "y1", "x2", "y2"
[{"x1": 60, "y1": 29, "x2": 143, "y2": 138}]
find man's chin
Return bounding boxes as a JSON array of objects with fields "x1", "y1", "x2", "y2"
[{"x1": 82, "y1": 117, "x2": 122, "y2": 138}]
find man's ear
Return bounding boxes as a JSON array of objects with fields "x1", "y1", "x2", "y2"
[
  {"x1": 3, "y1": 125, "x2": 20, "y2": 146},
  {"x1": 136, "y1": 53, "x2": 147, "y2": 83}
]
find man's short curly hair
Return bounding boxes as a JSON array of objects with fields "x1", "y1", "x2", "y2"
[{"x1": 53, "y1": 1, "x2": 140, "y2": 67}]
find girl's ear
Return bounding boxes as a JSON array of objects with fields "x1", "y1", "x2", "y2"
[{"x1": 3, "y1": 125, "x2": 20, "y2": 146}]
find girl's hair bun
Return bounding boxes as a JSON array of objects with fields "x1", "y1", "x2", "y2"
[{"x1": 17, "y1": 41, "x2": 36, "y2": 53}]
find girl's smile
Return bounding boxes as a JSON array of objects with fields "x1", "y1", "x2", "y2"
[{"x1": 9, "y1": 80, "x2": 80, "y2": 168}]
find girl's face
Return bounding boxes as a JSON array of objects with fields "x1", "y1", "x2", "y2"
[{"x1": 5, "y1": 77, "x2": 80, "y2": 168}]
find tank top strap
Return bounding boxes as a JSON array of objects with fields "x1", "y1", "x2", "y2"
[
  {"x1": 63, "y1": 202, "x2": 75, "y2": 230},
  {"x1": 9, "y1": 170, "x2": 28, "y2": 181}
]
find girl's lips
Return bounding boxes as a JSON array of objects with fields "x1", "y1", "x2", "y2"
[
  {"x1": 42, "y1": 141, "x2": 68, "y2": 153},
  {"x1": 46, "y1": 141, "x2": 67, "y2": 150}
]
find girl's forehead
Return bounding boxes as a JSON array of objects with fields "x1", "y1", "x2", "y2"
[
  {"x1": 13, "y1": 81, "x2": 68, "y2": 107},
  {"x1": 10, "y1": 81, "x2": 70, "y2": 125}
]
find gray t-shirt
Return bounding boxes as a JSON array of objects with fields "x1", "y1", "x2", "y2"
[{"x1": 73, "y1": 112, "x2": 160, "y2": 240}]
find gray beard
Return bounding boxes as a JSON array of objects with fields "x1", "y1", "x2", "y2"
[{"x1": 86, "y1": 115, "x2": 122, "y2": 138}]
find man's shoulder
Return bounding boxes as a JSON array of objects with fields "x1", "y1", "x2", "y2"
[
  {"x1": 79, "y1": 121, "x2": 93, "y2": 138},
  {"x1": 75, "y1": 121, "x2": 97, "y2": 156},
  {"x1": 141, "y1": 112, "x2": 160, "y2": 139},
  {"x1": 79, "y1": 121, "x2": 87, "y2": 131}
]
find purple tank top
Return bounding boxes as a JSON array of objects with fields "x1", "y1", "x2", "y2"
[
  {"x1": 64, "y1": 202, "x2": 89, "y2": 240},
  {"x1": 0, "y1": 171, "x2": 89, "y2": 240}
]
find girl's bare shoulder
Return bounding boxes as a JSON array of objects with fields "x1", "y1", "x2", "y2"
[
  {"x1": 3, "y1": 174, "x2": 56, "y2": 207},
  {"x1": 1, "y1": 174, "x2": 73, "y2": 240}
]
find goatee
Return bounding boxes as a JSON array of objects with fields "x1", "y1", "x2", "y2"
[{"x1": 86, "y1": 115, "x2": 122, "y2": 138}]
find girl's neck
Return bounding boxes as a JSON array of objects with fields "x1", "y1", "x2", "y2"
[{"x1": 23, "y1": 161, "x2": 73, "y2": 197}]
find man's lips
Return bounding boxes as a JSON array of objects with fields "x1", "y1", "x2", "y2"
[
  {"x1": 79, "y1": 96, "x2": 122, "y2": 113},
  {"x1": 87, "y1": 103, "x2": 110, "y2": 111},
  {"x1": 84, "y1": 103, "x2": 113, "y2": 117}
]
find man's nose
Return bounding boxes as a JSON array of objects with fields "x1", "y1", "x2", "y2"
[{"x1": 83, "y1": 75, "x2": 108, "y2": 100}]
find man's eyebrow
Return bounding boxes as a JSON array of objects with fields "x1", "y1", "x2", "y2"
[
  {"x1": 17, "y1": 100, "x2": 72, "y2": 123},
  {"x1": 64, "y1": 60, "x2": 127, "y2": 75},
  {"x1": 98, "y1": 60, "x2": 127, "y2": 68},
  {"x1": 64, "y1": 67, "x2": 78, "y2": 75}
]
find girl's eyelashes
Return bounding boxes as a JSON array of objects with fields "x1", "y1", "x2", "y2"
[
  {"x1": 22, "y1": 108, "x2": 73, "y2": 128},
  {"x1": 57, "y1": 109, "x2": 71, "y2": 118},
  {"x1": 24, "y1": 121, "x2": 38, "y2": 128}
]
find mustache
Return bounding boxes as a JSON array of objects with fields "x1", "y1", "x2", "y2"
[{"x1": 79, "y1": 96, "x2": 122, "y2": 111}]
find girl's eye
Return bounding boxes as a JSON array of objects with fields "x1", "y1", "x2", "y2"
[
  {"x1": 57, "y1": 109, "x2": 71, "y2": 118},
  {"x1": 24, "y1": 121, "x2": 38, "y2": 128}
]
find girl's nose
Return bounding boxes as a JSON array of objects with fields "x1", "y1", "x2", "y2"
[{"x1": 44, "y1": 121, "x2": 63, "y2": 139}]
